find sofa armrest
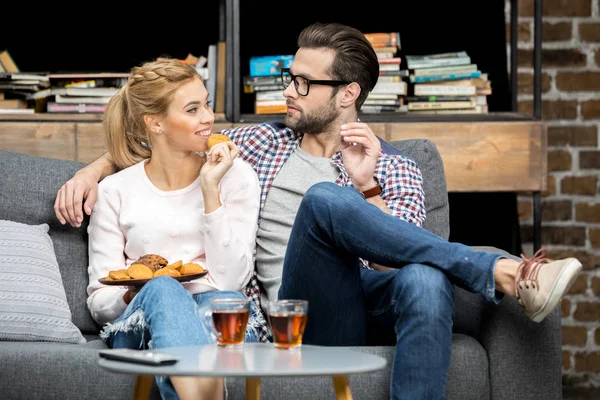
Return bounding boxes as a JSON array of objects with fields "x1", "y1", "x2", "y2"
[
  {"x1": 481, "y1": 297, "x2": 562, "y2": 400},
  {"x1": 472, "y1": 246, "x2": 562, "y2": 400}
]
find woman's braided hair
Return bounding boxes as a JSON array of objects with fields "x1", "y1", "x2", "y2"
[{"x1": 103, "y1": 58, "x2": 202, "y2": 170}]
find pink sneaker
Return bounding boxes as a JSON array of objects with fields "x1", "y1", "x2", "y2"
[{"x1": 515, "y1": 248, "x2": 582, "y2": 323}]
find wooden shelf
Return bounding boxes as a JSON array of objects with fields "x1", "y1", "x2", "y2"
[
  {"x1": 236, "y1": 112, "x2": 537, "y2": 124},
  {"x1": 0, "y1": 113, "x2": 228, "y2": 123}
]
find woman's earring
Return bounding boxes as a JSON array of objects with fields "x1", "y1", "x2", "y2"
[{"x1": 159, "y1": 129, "x2": 164, "y2": 134}]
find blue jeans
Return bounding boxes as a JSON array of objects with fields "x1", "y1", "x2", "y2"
[
  {"x1": 278, "y1": 182, "x2": 503, "y2": 400},
  {"x1": 101, "y1": 276, "x2": 260, "y2": 400}
]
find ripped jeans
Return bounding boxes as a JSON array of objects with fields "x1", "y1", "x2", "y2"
[{"x1": 100, "y1": 276, "x2": 260, "y2": 400}]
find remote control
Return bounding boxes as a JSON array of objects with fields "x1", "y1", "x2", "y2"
[{"x1": 98, "y1": 348, "x2": 180, "y2": 366}]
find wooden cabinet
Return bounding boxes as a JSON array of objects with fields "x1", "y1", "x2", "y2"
[{"x1": 0, "y1": 115, "x2": 546, "y2": 193}]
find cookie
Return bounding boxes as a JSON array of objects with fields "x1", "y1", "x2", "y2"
[
  {"x1": 180, "y1": 262, "x2": 205, "y2": 275},
  {"x1": 108, "y1": 269, "x2": 130, "y2": 280},
  {"x1": 135, "y1": 254, "x2": 168, "y2": 272},
  {"x1": 154, "y1": 267, "x2": 181, "y2": 278},
  {"x1": 207, "y1": 134, "x2": 231, "y2": 149},
  {"x1": 127, "y1": 263, "x2": 154, "y2": 279},
  {"x1": 166, "y1": 260, "x2": 183, "y2": 271}
]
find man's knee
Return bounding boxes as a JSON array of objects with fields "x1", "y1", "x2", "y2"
[
  {"x1": 392, "y1": 265, "x2": 454, "y2": 316},
  {"x1": 301, "y1": 182, "x2": 359, "y2": 214}
]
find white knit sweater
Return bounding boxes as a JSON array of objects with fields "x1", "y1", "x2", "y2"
[{"x1": 86, "y1": 158, "x2": 260, "y2": 326}]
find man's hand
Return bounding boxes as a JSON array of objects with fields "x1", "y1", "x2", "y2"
[
  {"x1": 340, "y1": 122, "x2": 381, "y2": 191},
  {"x1": 54, "y1": 168, "x2": 101, "y2": 227}
]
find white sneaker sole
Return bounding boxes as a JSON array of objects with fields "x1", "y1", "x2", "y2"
[{"x1": 530, "y1": 258, "x2": 583, "y2": 323}]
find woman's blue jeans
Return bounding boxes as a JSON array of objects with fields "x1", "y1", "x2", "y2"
[
  {"x1": 101, "y1": 276, "x2": 259, "y2": 400},
  {"x1": 278, "y1": 182, "x2": 503, "y2": 400}
]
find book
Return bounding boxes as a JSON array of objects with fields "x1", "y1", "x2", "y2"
[
  {"x1": 379, "y1": 64, "x2": 401, "y2": 72},
  {"x1": 364, "y1": 99, "x2": 403, "y2": 106},
  {"x1": 52, "y1": 87, "x2": 119, "y2": 97},
  {"x1": 364, "y1": 32, "x2": 401, "y2": 49},
  {"x1": 46, "y1": 102, "x2": 107, "y2": 113},
  {"x1": 255, "y1": 100, "x2": 287, "y2": 114},
  {"x1": 0, "y1": 73, "x2": 49, "y2": 82},
  {"x1": 405, "y1": 95, "x2": 475, "y2": 103},
  {"x1": 410, "y1": 71, "x2": 481, "y2": 83},
  {"x1": 249, "y1": 55, "x2": 294, "y2": 77},
  {"x1": 412, "y1": 64, "x2": 478, "y2": 77},
  {"x1": 206, "y1": 44, "x2": 217, "y2": 111},
  {"x1": 216, "y1": 41, "x2": 227, "y2": 113},
  {"x1": 361, "y1": 104, "x2": 407, "y2": 113},
  {"x1": 0, "y1": 99, "x2": 28, "y2": 109},
  {"x1": 378, "y1": 57, "x2": 401, "y2": 65},
  {"x1": 255, "y1": 90, "x2": 285, "y2": 101},
  {"x1": 408, "y1": 100, "x2": 476, "y2": 111},
  {"x1": 379, "y1": 70, "x2": 409, "y2": 77},
  {"x1": 408, "y1": 105, "x2": 487, "y2": 114},
  {"x1": 405, "y1": 51, "x2": 471, "y2": 70},
  {"x1": 54, "y1": 94, "x2": 112, "y2": 104},
  {"x1": 0, "y1": 108, "x2": 34, "y2": 114},
  {"x1": 371, "y1": 81, "x2": 407, "y2": 95},
  {"x1": 413, "y1": 84, "x2": 476, "y2": 96},
  {"x1": 0, "y1": 50, "x2": 19, "y2": 73}
]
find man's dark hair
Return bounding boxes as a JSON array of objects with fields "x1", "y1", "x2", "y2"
[{"x1": 297, "y1": 22, "x2": 379, "y2": 110}]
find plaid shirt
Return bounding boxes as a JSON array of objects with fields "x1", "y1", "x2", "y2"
[{"x1": 220, "y1": 121, "x2": 426, "y2": 343}]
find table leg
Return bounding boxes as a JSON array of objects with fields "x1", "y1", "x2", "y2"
[
  {"x1": 246, "y1": 377, "x2": 261, "y2": 400},
  {"x1": 132, "y1": 375, "x2": 153, "y2": 400},
  {"x1": 332, "y1": 375, "x2": 352, "y2": 400}
]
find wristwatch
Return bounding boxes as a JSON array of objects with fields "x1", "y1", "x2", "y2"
[{"x1": 360, "y1": 184, "x2": 382, "y2": 199}]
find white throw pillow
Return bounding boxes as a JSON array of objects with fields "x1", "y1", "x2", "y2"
[{"x1": 0, "y1": 220, "x2": 86, "y2": 344}]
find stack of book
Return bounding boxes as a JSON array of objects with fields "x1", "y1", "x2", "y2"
[
  {"x1": 28, "y1": 73, "x2": 129, "y2": 113},
  {"x1": 404, "y1": 51, "x2": 491, "y2": 114},
  {"x1": 0, "y1": 50, "x2": 48, "y2": 114},
  {"x1": 243, "y1": 55, "x2": 291, "y2": 114},
  {"x1": 362, "y1": 32, "x2": 408, "y2": 114}
]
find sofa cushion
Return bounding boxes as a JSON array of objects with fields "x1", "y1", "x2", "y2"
[
  {"x1": 0, "y1": 150, "x2": 98, "y2": 334},
  {"x1": 0, "y1": 341, "x2": 138, "y2": 400},
  {"x1": 0, "y1": 220, "x2": 86, "y2": 344}
]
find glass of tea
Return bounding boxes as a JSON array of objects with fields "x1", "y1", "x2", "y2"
[
  {"x1": 205, "y1": 298, "x2": 251, "y2": 347},
  {"x1": 266, "y1": 299, "x2": 308, "y2": 349}
]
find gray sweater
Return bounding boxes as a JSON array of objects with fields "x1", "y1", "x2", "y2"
[{"x1": 255, "y1": 147, "x2": 339, "y2": 312}]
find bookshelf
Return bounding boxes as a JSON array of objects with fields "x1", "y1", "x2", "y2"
[
  {"x1": 226, "y1": 0, "x2": 542, "y2": 126},
  {"x1": 223, "y1": 0, "x2": 544, "y2": 252},
  {"x1": 0, "y1": 0, "x2": 544, "y2": 252}
]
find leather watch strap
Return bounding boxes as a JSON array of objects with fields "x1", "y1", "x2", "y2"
[{"x1": 360, "y1": 184, "x2": 382, "y2": 199}]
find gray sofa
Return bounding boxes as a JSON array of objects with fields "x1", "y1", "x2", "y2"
[{"x1": 0, "y1": 140, "x2": 562, "y2": 400}]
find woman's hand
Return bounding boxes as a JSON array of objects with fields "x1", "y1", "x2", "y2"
[
  {"x1": 122, "y1": 287, "x2": 139, "y2": 305},
  {"x1": 200, "y1": 141, "x2": 240, "y2": 190}
]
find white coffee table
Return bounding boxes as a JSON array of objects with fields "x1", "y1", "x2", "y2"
[{"x1": 97, "y1": 343, "x2": 387, "y2": 400}]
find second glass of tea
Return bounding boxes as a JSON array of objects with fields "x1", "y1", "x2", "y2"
[
  {"x1": 267, "y1": 299, "x2": 308, "y2": 349},
  {"x1": 205, "y1": 298, "x2": 251, "y2": 347}
]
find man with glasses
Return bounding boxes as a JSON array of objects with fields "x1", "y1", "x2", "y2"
[{"x1": 54, "y1": 21, "x2": 582, "y2": 400}]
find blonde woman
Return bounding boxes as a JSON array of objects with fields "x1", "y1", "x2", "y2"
[{"x1": 85, "y1": 58, "x2": 261, "y2": 400}]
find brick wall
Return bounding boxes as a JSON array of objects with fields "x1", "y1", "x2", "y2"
[{"x1": 506, "y1": 0, "x2": 600, "y2": 388}]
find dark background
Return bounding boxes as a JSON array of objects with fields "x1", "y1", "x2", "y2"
[{"x1": 1, "y1": 1, "x2": 522, "y2": 255}]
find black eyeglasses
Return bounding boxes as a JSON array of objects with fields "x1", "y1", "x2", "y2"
[{"x1": 280, "y1": 68, "x2": 351, "y2": 96}]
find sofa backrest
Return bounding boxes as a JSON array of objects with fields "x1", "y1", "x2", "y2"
[
  {"x1": 0, "y1": 141, "x2": 470, "y2": 338},
  {"x1": 386, "y1": 138, "x2": 450, "y2": 240},
  {"x1": 0, "y1": 150, "x2": 98, "y2": 334}
]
